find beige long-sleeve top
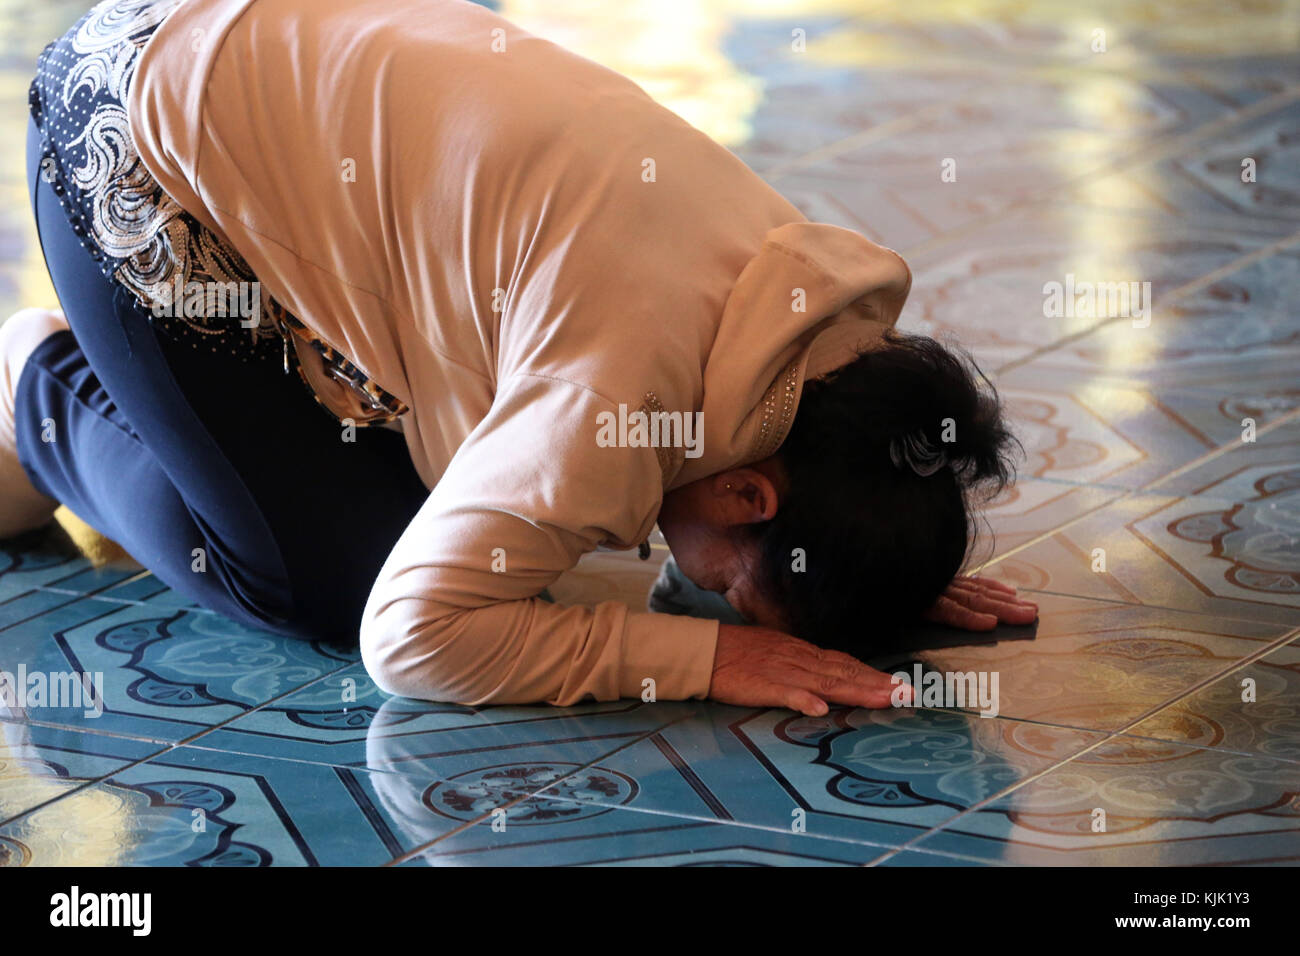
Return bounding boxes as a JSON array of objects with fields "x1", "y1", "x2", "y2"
[{"x1": 127, "y1": 0, "x2": 912, "y2": 706}]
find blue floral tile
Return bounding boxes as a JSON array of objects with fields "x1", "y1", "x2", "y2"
[
  {"x1": 0, "y1": 720, "x2": 165, "y2": 841},
  {"x1": 22, "y1": 563, "x2": 141, "y2": 596},
  {"x1": 486, "y1": 704, "x2": 1104, "y2": 847},
  {"x1": 0, "y1": 745, "x2": 466, "y2": 866},
  {"x1": 913, "y1": 735, "x2": 1300, "y2": 865},
  {"x1": 191, "y1": 663, "x2": 686, "y2": 774},
  {"x1": 298, "y1": 697, "x2": 684, "y2": 782},
  {"x1": 1, "y1": 0, "x2": 1295, "y2": 869},
  {"x1": 0, "y1": 599, "x2": 357, "y2": 742}
]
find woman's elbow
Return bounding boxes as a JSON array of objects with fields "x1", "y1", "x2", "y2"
[{"x1": 359, "y1": 601, "x2": 474, "y2": 703}]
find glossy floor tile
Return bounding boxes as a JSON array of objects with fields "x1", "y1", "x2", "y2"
[
  {"x1": 897, "y1": 206, "x2": 1279, "y2": 371},
  {"x1": 986, "y1": 491, "x2": 1300, "y2": 627},
  {"x1": 192, "y1": 668, "x2": 679, "y2": 774},
  {"x1": 1, "y1": 0, "x2": 1297, "y2": 865},
  {"x1": 1010, "y1": 246, "x2": 1300, "y2": 386},
  {"x1": 407, "y1": 808, "x2": 891, "y2": 866},
  {"x1": 916, "y1": 593, "x2": 1293, "y2": 731},
  {"x1": 1066, "y1": 101, "x2": 1300, "y2": 236},
  {"x1": 0, "y1": 720, "x2": 166, "y2": 832},
  {"x1": 997, "y1": 376, "x2": 1220, "y2": 490},
  {"x1": 911, "y1": 735, "x2": 1300, "y2": 865},
  {"x1": 1126, "y1": 634, "x2": 1300, "y2": 760},
  {"x1": 486, "y1": 705, "x2": 1105, "y2": 842},
  {"x1": 0, "y1": 742, "x2": 472, "y2": 865},
  {"x1": 978, "y1": 479, "x2": 1126, "y2": 562},
  {"x1": 1, "y1": 596, "x2": 361, "y2": 742}
]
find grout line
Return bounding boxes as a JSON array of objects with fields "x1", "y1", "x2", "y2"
[
  {"x1": 0, "y1": 712, "x2": 174, "y2": 746},
  {"x1": 0, "y1": 576, "x2": 146, "y2": 633},
  {"x1": 1111, "y1": 625, "x2": 1300, "y2": 728},
  {"x1": 973, "y1": 582, "x2": 1300, "y2": 631}
]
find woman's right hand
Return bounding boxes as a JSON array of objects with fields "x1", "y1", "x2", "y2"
[{"x1": 708, "y1": 624, "x2": 905, "y2": 716}]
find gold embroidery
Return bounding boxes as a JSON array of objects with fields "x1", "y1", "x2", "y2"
[{"x1": 752, "y1": 358, "x2": 801, "y2": 461}]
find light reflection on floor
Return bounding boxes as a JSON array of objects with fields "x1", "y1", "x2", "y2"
[{"x1": 1, "y1": 0, "x2": 1298, "y2": 866}]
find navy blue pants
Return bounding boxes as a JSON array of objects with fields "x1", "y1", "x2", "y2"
[{"x1": 17, "y1": 118, "x2": 430, "y2": 642}]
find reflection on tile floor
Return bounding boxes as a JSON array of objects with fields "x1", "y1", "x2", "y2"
[
  {"x1": 1, "y1": 0, "x2": 1298, "y2": 865},
  {"x1": 987, "y1": 490, "x2": 1300, "y2": 627},
  {"x1": 913, "y1": 734, "x2": 1300, "y2": 865},
  {"x1": 918, "y1": 593, "x2": 1290, "y2": 731}
]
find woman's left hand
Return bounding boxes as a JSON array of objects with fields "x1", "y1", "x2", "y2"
[{"x1": 923, "y1": 575, "x2": 1038, "y2": 631}]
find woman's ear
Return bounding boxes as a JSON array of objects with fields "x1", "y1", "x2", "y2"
[{"x1": 713, "y1": 467, "x2": 780, "y2": 524}]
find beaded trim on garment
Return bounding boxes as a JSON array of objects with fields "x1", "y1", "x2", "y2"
[{"x1": 751, "y1": 357, "x2": 801, "y2": 463}]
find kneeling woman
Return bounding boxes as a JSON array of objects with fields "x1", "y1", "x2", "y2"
[{"x1": 3, "y1": 0, "x2": 1035, "y2": 715}]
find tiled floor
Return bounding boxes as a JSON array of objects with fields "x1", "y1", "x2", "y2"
[{"x1": 1, "y1": 0, "x2": 1298, "y2": 866}]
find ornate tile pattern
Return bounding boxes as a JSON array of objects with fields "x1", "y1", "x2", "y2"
[
  {"x1": 1, "y1": 0, "x2": 1296, "y2": 865},
  {"x1": 986, "y1": 492, "x2": 1300, "y2": 627},
  {"x1": 913, "y1": 735, "x2": 1300, "y2": 865},
  {"x1": 490, "y1": 705, "x2": 1105, "y2": 841},
  {"x1": 916, "y1": 593, "x2": 1292, "y2": 731},
  {"x1": 0, "y1": 743, "x2": 471, "y2": 866},
  {"x1": 1126, "y1": 635, "x2": 1300, "y2": 760},
  {"x1": 895, "y1": 212, "x2": 1278, "y2": 371},
  {"x1": 1068, "y1": 104, "x2": 1300, "y2": 236},
  {"x1": 1, "y1": 599, "x2": 361, "y2": 742}
]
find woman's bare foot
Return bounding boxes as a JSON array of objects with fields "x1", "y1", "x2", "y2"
[{"x1": 0, "y1": 308, "x2": 68, "y2": 537}]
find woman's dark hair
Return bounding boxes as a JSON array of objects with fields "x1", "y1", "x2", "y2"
[{"x1": 751, "y1": 329, "x2": 1018, "y2": 653}]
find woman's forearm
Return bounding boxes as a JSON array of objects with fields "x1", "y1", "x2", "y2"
[{"x1": 360, "y1": 590, "x2": 718, "y2": 706}]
